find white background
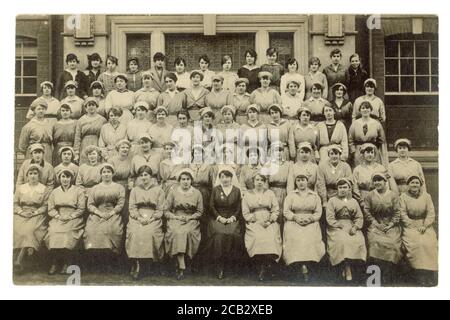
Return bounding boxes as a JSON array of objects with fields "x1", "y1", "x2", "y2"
[{"x1": 0, "y1": 0, "x2": 446, "y2": 300}]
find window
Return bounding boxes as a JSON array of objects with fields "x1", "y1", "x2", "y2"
[
  {"x1": 269, "y1": 33, "x2": 294, "y2": 69},
  {"x1": 385, "y1": 34, "x2": 438, "y2": 94},
  {"x1": 165, "y1": 33, "x2": 255, "y2": 72},
  {"x1": 15, "y1": 37, "x2": 38, "y2": 96},
  {"x1": 126, "y1": 34, "x2": 151, "y2": 71}
]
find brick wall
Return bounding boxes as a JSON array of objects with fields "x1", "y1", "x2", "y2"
[
  {"x1": 127, "y1": 34, "x2": 151, "y2": 71},
  {"x1": 165, "y1": 33, "x2": 255, "y2": 72}
]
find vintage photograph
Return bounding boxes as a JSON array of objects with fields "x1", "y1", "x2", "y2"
[{"x1": 13, "y1": 14, "x2": 438, "y2": 287}]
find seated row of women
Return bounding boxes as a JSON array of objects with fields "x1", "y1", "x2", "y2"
[{"x1": 14, "y1": 141, "x2": 437, "y2": 285}]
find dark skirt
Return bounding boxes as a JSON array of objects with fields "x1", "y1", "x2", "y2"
[{"x1": 203, "y1": 218, "x2": 245, "y2": 264}]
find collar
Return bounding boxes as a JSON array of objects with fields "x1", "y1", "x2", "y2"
[
  {"x1": 393, "y1": 157, "x2": 412, "y2": 163},
  {"x1": 31, "y1": 159, "x2": 45, "y2": 167},
  {"x1": 269, "y1": 119, "x2": 287, "y2": 126},
  {"x1": 178, "y1": 186, "x2": 195, "y2": 195},
  {"x1": 294, "y1": 123, "x2": 314, "y2": 131},
  {"x1": 233, "y1": 92, "x2": 250, "y2": 98},
  {"x1": 165, "y1": 89, "x2": 179, "y2": 94},
  {"x1": 246, "y1": 121, "x2": 263, "y2": 128}
]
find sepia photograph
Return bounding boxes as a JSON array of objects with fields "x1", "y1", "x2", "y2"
[{"x1": 11, "y1": 12, "x2": 439, "y2": 289}]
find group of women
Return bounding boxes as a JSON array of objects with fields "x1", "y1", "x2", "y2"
[{"x1": 14, "y1": 48, "x2": 438, "y2": 286}]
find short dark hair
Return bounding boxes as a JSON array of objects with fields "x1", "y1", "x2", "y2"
[
  {"x1": 106, "y1": 55, "x2": 119, "y2": 66},
  {"x1": 309, "y1": 57, "x2": 321, "y2": 67},
  {"x1": 86, "y1": 53, "x2": 102, "y2": 70},
  {"x1": 108, "y1": 107, "x2": 123, "y2": 119},
  {"x1": 137, "y1": 165, "x2": 153, "y2": 177},
  {"x1": 244, "y1": 49, "x2": 258, "y2": 61},
  {"x1": 285, "y1": 58, "x2": 299, "y2": 70},
  {"x1": 66, "y1": 53, "x2": 80, "y2": 64},
  {"x1": 332, "y1": 84, "x2": 347, "y2": 98},
  {"x1": 128, "y1": 57, "x2": 140, "y2": 67},
  {"x1": 219, "y1": 170, "x2": 233, "y2": 179},
  {"x1": 349, "y1": 53, "x2": 360, "y2": 63},
  {"x1": 165, "y1": 72, "x2": 178, "y2": 83},
  {"x1": 252, "y1": 173, "x2": 268, "y2": 183},
  {"x1": 174, "y1": 57, "x2": 187, "y2": 67},
  {"x1": 153, "y1": 52, "x2": 166, "y2": 62},
  {"x1": 199, "y1": 54, "x2": 210, "y2": 65},
  {"x1": 221, "y1": 55, "x2": 233, "y2": 66},
  {"x1": 266, "y1": 47, "x2": 278, "y2": 57},
  {"x1": 359, "y1": 101, "x2": 373, "y2": 112},
  {"x1": 330, "y1": 48, "x2": 342, "y2": 58},
  {"x1": 177, "y1": 109, "x2": 191, "y2": 120}
]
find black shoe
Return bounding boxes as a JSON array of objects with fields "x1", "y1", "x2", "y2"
[
  {"x1": 60, "y1": 264, "x2": 69, "y2": 275},
  {"x1": 258, "y1": 266, "x2": 266, "y2": 282},
  {"x1": 132, "y1": 261, "x2": 141, "y2": 281},
  {"x1": 177, "y1": 269, "x2": 185, "y2": 281},
  {"x1": 48, "y1": 265, "x2": 58, "y2": 276}
]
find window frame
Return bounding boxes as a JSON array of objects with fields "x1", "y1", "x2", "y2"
[
  {"x1": 384, "y1": 36, "x2": 438, "y2": 96},
  {"x1": 15, "y1": 39, "x2": 38, "y2": 97}
]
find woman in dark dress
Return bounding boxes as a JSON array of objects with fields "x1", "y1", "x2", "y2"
[
  {"x1": 237, "y1": 49, "x2": 261, "y2": 94},
  {"x1": 206, "y1": 167, "x2": 244, "y2": 280}
]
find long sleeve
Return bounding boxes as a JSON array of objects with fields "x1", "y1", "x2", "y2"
[
  {"x1": 379, "y1": 100, "x2": 386, "y2": 123},
  {"x1": 242, "y1": 196, "x2": 255, "y2": 222},
  {"x1": 391, "y1": 194, "x2": 401, "y2": 225},
  {"x1": 283, "y1": 195, "x2": 295, "y2": 221},
  {"x1": 353, "y1": 201, "x2": 364, "y2": 230},
  {"x1": 87, "y1": 190, "x2": 98, "y2": 215},
  {"x1": 286, "y1": 165, "x2": 295, "y2": 194},
  {"x1": 299, "y1": 77, "x2": 306, "y2": 102},
  {"x1": 18, "y1": 125, "x2": 30, "y2": 154},
  {"x1": 154, "y1": 189, "x2": 166, "y2": 219},
  {"x1": 316, "y1": 166, "x2": 327, "y2": 205},
  {"x1": 232, "y1": 190, "x2": 242, "y2": 219},
  {"x1": 274, "y1": 91, "x2": 282, "y2": 105},
  {"x1": 269, "y1": 192, "x2": 280, "y2": 222},
  {"x1": 326, "y1": 200, "x2": 340, "y2": 228},
  {"x1": 128, "y1": 188, "x2": 139, "y2": 220},
  {"x1": 105, "y1": 91, "x2": 114, "y2": 112},
  {"x1": 363, "y1": 195, "x2": 376, "y2": 226},
  {"x1": 112, "y1": 185, "x2": 126, "y2": 215},
  {"x1": 190, "y1": 191, "x2": 204, "y2": 220},
  {"x1": 322, "y1": 73, "x2": 328, "y2": 100},
  {"x1": 74, "y1": 120, "x2": 82, "y2": 154},
  {"x1": 311, "y1": 194, "x2": 323, "y2": 222},
  {"x1": 239, "y1": 167, "x2": 249, "y2": 195},
  {"x1": 209, "y1": 188, "x2": 220, "y2": 219},
  {"x1": 340, "y1": 123, "x2": 349, "y2": 161},
  {"x1": 16, "y1": 162, "x2": 27, "y2": 189},
  {"x1": 288, "y1": 127, "x2": 296, "y2": 160},
  {"x1": 34, "y1": 189, "x2": 50, "y2": 216},
  {"x1": 424, "y1": 194, "x2": 436, "y2": 228},
  {"x1": 74, "y1": 188, "x2": 86, "y2": 218},
  {"x1": 13, "y1": 188, "x2": 23, "y2": 215},
  {"x1": 348, "y1": 123, "x2": 356, "y2": 154},
  {"x1": 46, "y1": 167, "x2": 56, "y2": 190},
  {"x1": 163, "y1": 190, "x2": 175, "y2": 219},
  {"x1": 75, "y1": 169, "x2": 84, "y2": 190},
  {"x1": 399, "y1": 196, "x2": 413, "y2": 228},
  {"x1": 47, "y1": 190, "x2": 58, "y2": 218}
]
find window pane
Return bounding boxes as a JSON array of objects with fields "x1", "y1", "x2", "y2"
[
  {"x1": 431, "y1": 41, "x2": 438, "y2": 57},
  {"x1": 400, "y1": 41, "x2": 414, "y2": 57},
  {"x1": 431, "y1": 76, "x2": 439, "y2": 92},
  {"x1": 126, "y1": 34, "x2": 151, "y2": 71},
  {"x1": 385, "y1": 41, "x2": 398, "y2": 57},
  {"x1": 23, "y1": 78, "x2": 37, "y2": 94},
  {"x1": 431, "y1": 60, "x2": 439, "y2": 75},
  {"x1": 385, "y1": 59, "x2": 399, "y2": 75},
  {"x1": 385, "y1": 77, "x2": 399, "y2": 92},
  {"x1": 15, "y1": 60, "x2": 21, "y2": 77},
  {"x1": 416, "y1": 76, "x2": 430, "y2": 92},
  {"x1": 401, "y1": 59, "x2": 414, "y2": 75},
  {"x1": 15, "y1": 77, "x2": 22, "y2": 94},
  {"x1": 416, "y1": 59, "x2": 429, "y2": 75},
  {"x1": 401, "y1": 77, "x2": 414, "y2": 92},
  {"x1": 415, "y1": 41, "x2": 429, "y2": 57},
  {"x1": 269, "y1": 33, "x2": 294, "y2": 71},
  {"x1": 23, "y1": 59, "x2": 37, "y2": 76}
]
